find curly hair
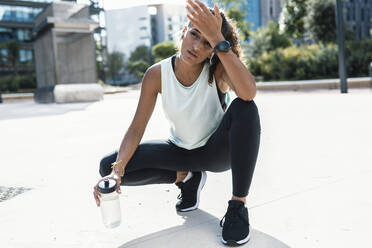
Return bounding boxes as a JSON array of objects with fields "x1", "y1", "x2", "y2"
[
  {"x1": 177, "y1": 9, "x2": 243, "y2": 85},
  {"x1": 205, "y1": 9, "x2": 243, "y2": 85}
]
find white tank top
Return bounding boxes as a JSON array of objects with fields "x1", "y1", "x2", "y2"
[{"x1": 160, "y1": 56, "x2": 225, "y2": 150}]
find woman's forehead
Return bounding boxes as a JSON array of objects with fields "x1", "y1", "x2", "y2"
[{"x1": 187, "y1": 23, "x2": 201, "y2": 33}]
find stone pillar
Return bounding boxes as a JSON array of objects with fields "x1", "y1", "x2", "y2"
[{"x1": 33, "y1": 1, "x2": 103, "y2": 103}]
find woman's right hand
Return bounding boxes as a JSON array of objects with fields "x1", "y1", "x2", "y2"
[{"x1": 93, "y1": 172, "x2": 122, "y2": 207}]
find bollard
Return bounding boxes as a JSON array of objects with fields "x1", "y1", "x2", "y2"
[{"x1": 370, "y1": 62, "x2": 372, "y2": 88}]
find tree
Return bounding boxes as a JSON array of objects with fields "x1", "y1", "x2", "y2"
[
  {"x1": 279, "y1": 0, "x2": 308, "y2": 40},
  {"x1": 215, "y1": 0, "x2": 251, "y2": 41},
  {"x1": 246, "y1": 21, "x2": 292, "y2": 57},
  {"x1": 127, "y1": 60, "x2": 150, "y2": 79},
  {"x1": 107, "y1": 51, "x2": 125, "y2": 81},
  {"x1": 152, "y1": 41, "x2": 177, "y2": 63},
  {"x1": 127, "y1": 45, "x2": 152, "y2": 79},
  {"x1": 128, "y1": 45, "x2": 151, "y2": 64},
  {"x1": 226, "y1": 6, "x2": 251, "y2": 41},
  {"x1": 5, "y1": 40, "x2": 20, "y2": 76},
  {"x1": 305, "y1": 0, "x2": 336, "y2": 43}
]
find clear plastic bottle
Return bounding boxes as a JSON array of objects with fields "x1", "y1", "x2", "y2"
[{"x1": 98, "y1": 178, "x2": 121, "y2": 228}]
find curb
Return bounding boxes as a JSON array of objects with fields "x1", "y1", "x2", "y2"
[
  {"x1": 1, "y1": 78, "x2": 371, "y2": 101},
  {"x1": 256, "y1": 77, "x2": 371, "y2": 91}
]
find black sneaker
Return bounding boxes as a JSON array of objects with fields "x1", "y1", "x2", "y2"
[
  {"x1": 220, "y1": 200, "x2": 250, "y2": 246},
  {"x1": 175, "y1": 171, "x2": 207, "y2": 212}
]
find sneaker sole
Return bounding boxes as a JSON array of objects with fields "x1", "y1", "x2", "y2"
[
  {"x1": 177, "y1": 171, "x2": 207, "y2": 212},
  {"x1": 221, "y1": 232, "x2": 250, "y2": 246}
]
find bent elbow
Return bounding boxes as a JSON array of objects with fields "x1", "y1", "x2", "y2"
[{"x1": 239, "y1": 88, "x2": 256, "y2": 102}]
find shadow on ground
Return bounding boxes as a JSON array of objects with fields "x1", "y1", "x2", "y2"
[
  {"x1": 119, "y1": 209, "x2": 290, "y2": 248},
  {"x1": 0, "y1": 101, "x2": 94, "y2": 120}
]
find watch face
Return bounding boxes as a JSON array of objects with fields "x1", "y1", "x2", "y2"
[{"x1": 215, "y1": 40, "x2": 231, "y2": 52}]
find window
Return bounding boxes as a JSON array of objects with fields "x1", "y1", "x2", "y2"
[
  {"x1": 19, "y1": 49, "x2": 33, "y2": 63},
  {"x1": 0, "y1": 5, "x2": 43, "y2": 22},
  {"x1": 16, "y1": 29, "x2": 32, "y2": 41},
  {"x1": 0, "y1": 49, "x2": 8, "y2": 63},
  {"x1": 0, "y1": 28, "x2": 12, "y2": 42}
]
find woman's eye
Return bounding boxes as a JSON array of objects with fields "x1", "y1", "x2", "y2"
[
  {"x1": 190, "y1": 32, "x2": 197, "y2": 37},
  {"x1": 205, "y1": 42, "x2": 211, "y2": 48}
]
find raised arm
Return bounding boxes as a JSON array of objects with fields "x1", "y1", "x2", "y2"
[{"x1": 112, "y1": 64, "x2": 161, "y2": 176}]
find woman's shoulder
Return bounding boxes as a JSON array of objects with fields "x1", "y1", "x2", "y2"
[
  {"x1": 146, "y1": 56, "x2": 170, "y2": 75},
  {"x1": 142, "y1": 63, "x2": 162, "y2": 94}
]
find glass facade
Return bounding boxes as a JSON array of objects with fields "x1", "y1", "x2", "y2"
[
  {"x1": 244, "y1": 0, "x2": 261, "y2": 31},
  {"x1": 0, "y1": 1, "x2": 76, "y2": 73},
  {"x1": 0, "y1": 6, "x2": 43, "y2": 23},
  {"x1": 344, "y1": 0, "x2": 372, "y2": 40},
  {"x1": 0, "y1": 27, "x2": 31, "y2": 42},
  {"x1": 200, "y1": 0, "x2": 261, "y2": 32}
]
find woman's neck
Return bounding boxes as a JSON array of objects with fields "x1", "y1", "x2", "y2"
[{"x1": 174, "y1": 55, "x2": 205, "y2": 86}]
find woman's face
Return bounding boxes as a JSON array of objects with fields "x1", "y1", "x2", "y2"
[{"x1": 179, "y1": 23, "x2": 214, "y2": 64}]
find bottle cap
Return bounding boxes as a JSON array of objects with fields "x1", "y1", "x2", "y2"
[{"x1": 98, "y1": 178, "x2": 117, "y2": 194}]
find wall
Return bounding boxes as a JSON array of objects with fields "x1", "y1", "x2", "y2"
[
  {"x1": 34, "y1": 29, "x2": 57, "y2": 87},
  {"x1": 56, "y1": 33, "x2": 96, "y2": 84}
]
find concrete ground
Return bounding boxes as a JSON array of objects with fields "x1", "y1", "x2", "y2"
[{"x1": 0, "y1": 87, "x2": 371, "y2": 248}]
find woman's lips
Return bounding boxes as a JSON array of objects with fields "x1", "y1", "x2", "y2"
[{"x1": 187, "y1": 49, "x2": 197, "y2": 58}]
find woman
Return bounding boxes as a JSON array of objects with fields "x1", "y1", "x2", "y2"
[{"x1": 93, "y1": 0, "x2": 261, "y2": 246}]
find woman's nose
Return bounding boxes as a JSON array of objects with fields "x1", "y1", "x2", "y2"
[{"x1": 193, "y1": 40, "x2": 203, "y2": 51}]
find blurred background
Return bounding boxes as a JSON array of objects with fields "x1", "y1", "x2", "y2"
[{"x1": 0, "y1": 0, "x2": 371, "y2": 98}]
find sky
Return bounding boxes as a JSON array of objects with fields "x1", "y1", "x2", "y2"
[{"x1": 77, "y1": 0, "x2": 186, "y2": 10}]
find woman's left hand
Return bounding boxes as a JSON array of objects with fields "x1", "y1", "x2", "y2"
[{"x1": 186, "y1": 0, "x2": 224, "y2": 46}]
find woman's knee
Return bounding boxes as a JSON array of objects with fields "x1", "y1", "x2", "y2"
[
  {"x1": 99, "y1": 152, "x2": 117, "y2": 177},
  {"x1": 229, "y1": 97, "x2": 259, "y2": 122}
]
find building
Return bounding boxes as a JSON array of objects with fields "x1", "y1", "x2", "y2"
[
  {"x1": 0, "y1": 0, "x2": 68, "y2": 77},
  {"x1": 105, "y1": 3, "x2": 187, "y2": 56},
  {"x1": 244, "y1": 0, "x2": 261, "y2": 31},
  {"x1": 201, "y1": 0, "x2": 281, "y2": 32},
  {"x1": 260, "y1": 0, "x2": 283, "y2": 27},
  {"x1": 0, "y1": 0, "x2": 106, "y2": 79},
  {"x1": 33, "y1": 1, "x2": 101, "y2": 103},
  {"x1": 344, "y1": 0, "x2": 372, "y2": 40}
]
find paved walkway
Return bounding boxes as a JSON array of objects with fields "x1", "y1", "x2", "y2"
[{"x1": 0, "y1": 88, "x2": 371, "y2": 247}]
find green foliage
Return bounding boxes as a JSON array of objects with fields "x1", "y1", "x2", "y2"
[
  {"x1": 306, "y1": 0, "x2": 336, "y2": 43},
  {"x1": 246, "y1": 21, "x2": 292, "y2": 57},
  {"x1": 3, "y1": 40, "x2": 20, "y2": 75},
  {"x1": 107, "y1": 51, "x2": 125, "y2": 80},
  {"x1": 126, "y1": 45, "x2": 152, "y2": 79},
  {"x1": 214, "y1": 0, "x2": 251, "y2": 41},
  {"x1": 0, "y1": 74, "x2": 36, "y2": 93},
  {"x1": 127, "y1": 60, "x2": 150, "y2": 79},
  {"x1": 152, "y1": 42, "x2": 178, "y2": 63},
  {"x1": 226, "y1": 6, "x2": 251, "y2": 41},
  {"x1": 247, "y1": 44, "x2": 339, "y2": 81},
  {"x1": 279, "y1": 0, "x2": 308, "y2": 40},
  {"x1": 345, "y1": 39, "x2": 372, "y2": 76},
  {"x1": 128, "y1": 45, "x2": 151, "y2": 64}
]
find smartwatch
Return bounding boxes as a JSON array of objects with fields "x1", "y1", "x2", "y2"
[{"x1": 213, "y1": 40, "x2": 232, "y2": 54}]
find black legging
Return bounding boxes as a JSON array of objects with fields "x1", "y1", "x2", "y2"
[{"x1": 99, "y1": 98, "x2": 261, "y2": 197}]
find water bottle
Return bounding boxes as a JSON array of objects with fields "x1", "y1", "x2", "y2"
[{"x1": 98, "y1": 178, "x2": 121, "y2": 228}]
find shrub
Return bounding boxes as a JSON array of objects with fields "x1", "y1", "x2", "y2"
[
  {"x1": 247, "y1": 43, "x2": 339, "y2": 81},
  {"x1": 1, "y1": 76, "x2": 20, "y2": 92},
  {"x1": 0, "y1": 74, "x2": 36, "y2": 93},
  {"x1": 345, "y1": 39, "x2": 372, "y2": 77},
  {"x1": 18, "y1": 74, "x2": 36, "y2": 89}
]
